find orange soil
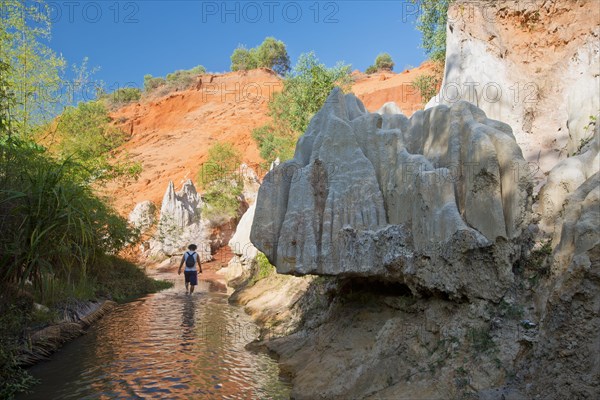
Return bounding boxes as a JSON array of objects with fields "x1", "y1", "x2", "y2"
[
  {"x1": 352, "y1": 61, "x2": 437, "y2": 115},
  {"x1": 106, "y1": 68, "x2": 282, "y2": 213},
  {"x1": 107, "y1": 63, "x2": 433, "y2": 215}
]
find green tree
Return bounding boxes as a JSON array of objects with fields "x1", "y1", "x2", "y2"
[
  {"x1": 230, "y1": 45, "x2": 258, "y2": 71},
  {"x1": 98, "y1": 87, "x2": 142, "y2": 108},
  {"x1": 252, "y1": 52, "x2": 352, "y2": 162},
  {"x1": 230, "y1": 37, "x2": 290, "y2": 75},
  {"x1": 46, "y1": 101, "x2": 140, "y2": 183},
  {"x1": 411, "y1": 0, "x2": 452, "y2": 64},
  {"x1": 270, "y1": 52, "x2": 352, "y2": 134},
  {"x1": 0, "y1": 0, "x2": 66, "y2": 136},
  {"x1": 374, "y1": 53, "x2": 395, "y2": 71},
  {"x1": 0, "y1": 61, "x2": 15, "y2": 135},
  {"x1": 256, "y1": 37, "x2": 291, "y2": 75}
]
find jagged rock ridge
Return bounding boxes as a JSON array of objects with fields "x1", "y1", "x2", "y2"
[
  {"x1": 148, "y1": 179, "x2": 212, "y2": 260},
  {"x1": 251, "y1": 88, "x2": 533, "y2": 301}
]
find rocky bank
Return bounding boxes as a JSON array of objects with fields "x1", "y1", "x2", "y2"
[{"x1": 226, "y1": 1, "x2": 599, "y2": 396}]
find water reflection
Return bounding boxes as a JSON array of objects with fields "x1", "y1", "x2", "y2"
[{"x1": 21, "y1": 276, "x2": 290, "y2": 399}]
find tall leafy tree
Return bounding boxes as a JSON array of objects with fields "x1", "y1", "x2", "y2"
[
  {"x1": 230, "y1": 46, "x2": 258, "y2": 71},
  {"x1": 256, "y1": 37, "x2": 290, "y2": 75},
  {"x1": 0, "y1": 0, "x2": 65, "y2": 136},
  {"x1": 411, "y1": 0, "x2": 452, "y2": 64}
]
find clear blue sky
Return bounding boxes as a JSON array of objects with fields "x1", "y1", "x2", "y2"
[{"x1": 48, "y1": 1, "x2": 426, "y2": 89}]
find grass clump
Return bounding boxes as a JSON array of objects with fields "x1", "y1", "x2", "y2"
[{"x1": 247, "y1": 252, "x2": 276, "y2": 286}]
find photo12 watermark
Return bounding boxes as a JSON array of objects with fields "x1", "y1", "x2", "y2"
[
  {"x1": 200, "y1": 1, "x2": 340, "y2": 24},
  {"x1": 401, "y1": 0, "x2": 546, "y2": 24},
  {"x1": 36, "y1": 1, "x2": 141, "y2": 24}
]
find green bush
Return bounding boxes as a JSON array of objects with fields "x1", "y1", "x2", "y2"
[
  {"x1": 49, "y1": 100, "x2": 140, "y2": 184},
  {"x1": 100, "y1": 87, "x2": 141, "y2": 107},
  {"x1": 374, "y1": 53, "x2": 395, "y2": 71},
  {"x1": 144, "y1": 74, "x2": 166, "y2": 92},
  {"x1": 0, "y1": 300, "x2": 38, "y2": 400},
  {"x1": 0, "y1": 137, "x2": 136, "y2": 290},
  {"x1": 92, "y1": 254, "x2": 172, "y2": 302},
  {"x1": 143, "y1": 65, "x2": 206, "y2": 96},
  {"x1": 231, "y1": 37, "x2": 290, "y2": 75},
  {"x1": 252, "y1": 52, "x2": 352, "y2": 162},
  {"x1": 412, "y1": 74, "x2": 439, "y2": 104},
  {"x1": 247, "y1": 252, "x2": 276, "y2": 286},
  {"x1": 365, "y1": 65, "x2": 378, "y2": 74},
  {"x1": 197, "y1": 143, "x2": 243, "y2": 223}
]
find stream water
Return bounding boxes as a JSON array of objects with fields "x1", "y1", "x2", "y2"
[{"x1": 20, "y1": 273, "x2": 291, "y2": 399}]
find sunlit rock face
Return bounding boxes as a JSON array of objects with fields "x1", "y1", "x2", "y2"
[
  {"x1": 251, "y1": 88, "x2": 533, "y2": 301},
  {"x1": 128, "y1": 200, "x2": 156, "y2": 233},
  {"x1": 150, "y1": 179, "x2": 212, "y2": 261}
]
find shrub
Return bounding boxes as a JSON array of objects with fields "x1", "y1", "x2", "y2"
[
  {"x1": 143, "y1": 65, "x2": 206, "y2": 96},
  {"x1": 144, "y1": 74, "x2": 166, "y2": 92},
  {"x1": 0, "y1": 138, "x2": 137, "y2": 290},
  {"x1": 102, "y1": 87, "x2": 141, "y2": 107},
  {"x1": 48, "y1": 100, "x2": 140, "y2": 184},
  {"x1": 251, "y1": 124, "x2": 296, "y2": 164},
  {"x1": 166, "y1": 67, "x2": 205, "y2": 91},
  {"x1": 412, "y1": 74, "x2": 440, "y2": 104},
  {"x1": 374, "y1": 53, "x2": 395, "y2": 71},
  {"x1": 252, "y1": 52, "x2": 352, "y2": 163},
  {"x1": 197, "y1": 143, "x2": 243, "y2": 223},
  {"x1": 365, "y1": 65, "x2": 378, "y2": 74},
  {"x1": 230, "y1": 37, "x2": 290, "y2": 75}
]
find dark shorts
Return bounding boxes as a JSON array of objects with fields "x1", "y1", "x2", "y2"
[{"x1": 184, "y1": 270, "x2": 198, "y2": 286}]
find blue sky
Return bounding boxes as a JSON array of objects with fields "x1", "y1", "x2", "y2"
[{"x1": 48, "y1": 1, "x2": 426, "y2": 89}]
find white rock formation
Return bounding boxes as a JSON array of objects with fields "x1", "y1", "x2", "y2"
[
  {"x1": 219, "y1": 203, "x2": 258, "y2": 284},
  {"x1": 238, "y1": 163, "x2": 261, "y2": 205},
  {"x1": 150, "y1": 180, "x2": 212, "y2": 260},
  {"x1": 251, "y1": 88, "x2": 533, "y2": 301},
  {"x1": 427, "y1": 0, "x2": 600, "y2": 181},
  {"x1": 128, "y1": 200, "x2": 156, "y2": 233},
  {"x1": 538, "y1": 120, "x2": 600, "y2": 239}
]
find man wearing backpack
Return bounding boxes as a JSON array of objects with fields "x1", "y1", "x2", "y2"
[{"x1": 178, "y1": 244, "x2": 202, "y2": 294}]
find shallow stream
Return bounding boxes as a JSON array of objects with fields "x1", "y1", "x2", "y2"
[{"x1": 21, "y1": 273, "x2": 290, "y2": 399}]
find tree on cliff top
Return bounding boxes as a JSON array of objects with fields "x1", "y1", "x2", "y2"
[
  {"x1": 230, "y1": 37, "x2": 290, "y2": 75},
  {"x1": 365, "y1": 53, "x2": 395, "y2": 74}
]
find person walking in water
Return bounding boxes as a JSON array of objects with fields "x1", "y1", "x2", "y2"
[{"x1": 178, "y1": 244, "x2": 202, "y2": 294}]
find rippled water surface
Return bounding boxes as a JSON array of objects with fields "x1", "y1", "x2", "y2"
[{"x1": 22, "y1": 277, "x2": 290, "y2": 399}]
